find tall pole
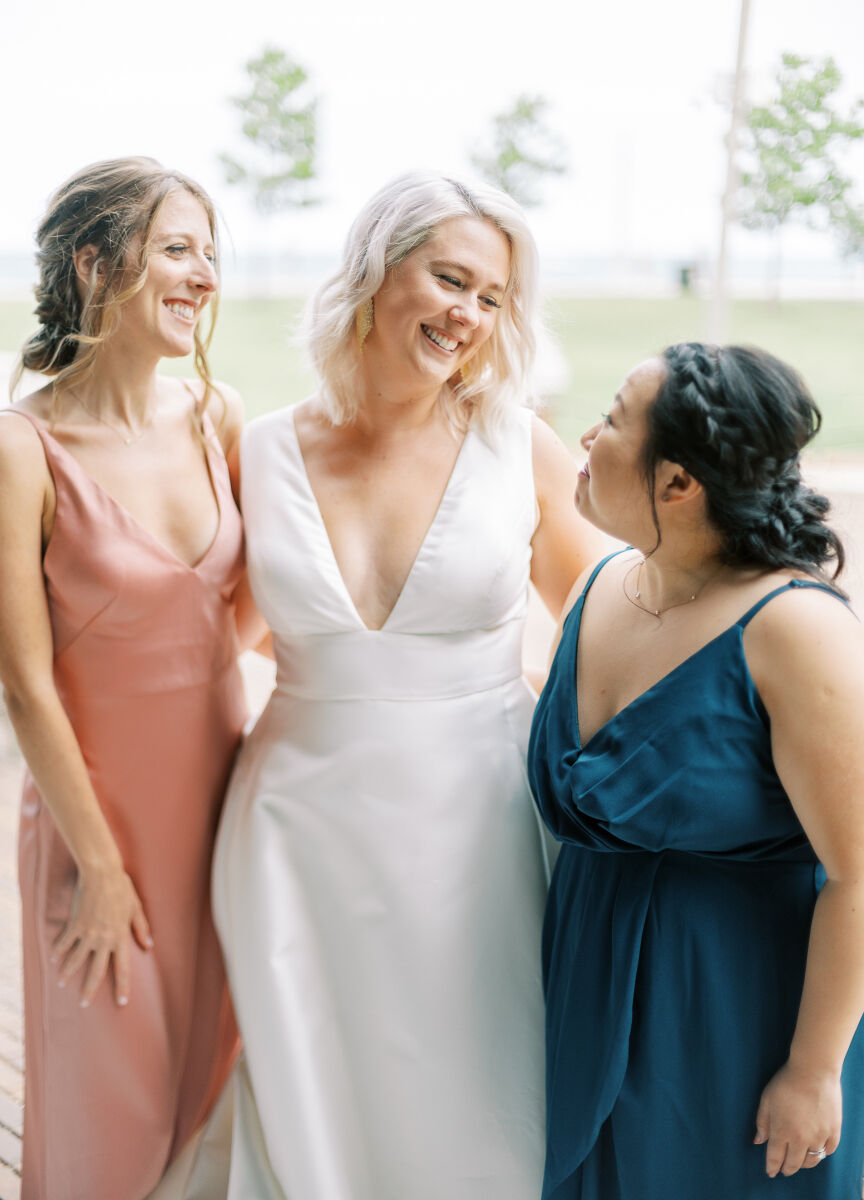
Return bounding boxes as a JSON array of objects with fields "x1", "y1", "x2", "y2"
[{"x1": 709, "y1": 0, "x2": 752, "y2": 343}]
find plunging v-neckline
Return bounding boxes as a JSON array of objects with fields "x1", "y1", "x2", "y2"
[
  {"x1": 9, "y1": 411, "x2": 223, "y2": 573},
  {"x1": 569, "y1": 558, "x2": 838, "y2": 751},
  {"x1": 289, "y1": 407, "x2": 471, "y2": 632},
  {"x1": 571, "y1": 606, "x2": 740, "y2": 752}
]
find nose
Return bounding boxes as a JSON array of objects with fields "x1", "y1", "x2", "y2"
[
  {"x1": 448, "y1": 294, "x2": 480, "y2": 330},
  {"x1": 581, "y1": 421, "x2": 601, "y2": 451},
  {"x1": 191, "y1": 254, "x2": 218, "y2": 294}
]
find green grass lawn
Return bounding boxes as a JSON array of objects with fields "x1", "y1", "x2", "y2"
[{"x1": 3, "y1": 296, "x2": 862, "y2": 450}]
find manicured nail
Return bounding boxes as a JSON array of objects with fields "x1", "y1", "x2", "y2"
[{"x1": 118, "y1": 996, "x2": 128, "y2": 1007}]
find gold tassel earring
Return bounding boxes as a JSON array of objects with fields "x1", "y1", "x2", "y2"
[{"x1": 356, "y1": 298, "x2": 374, "y2": 348}]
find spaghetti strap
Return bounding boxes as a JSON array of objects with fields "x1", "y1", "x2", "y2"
[
  {"x1": 737, "y1": 578, "x2": 847, "y2": 629},
  {"x1": 581, "y1": 549, "x2": 629, "y2": 601},
  {"x1": 0, "y1": 407, "x2": 64, "y2": 470},
  {"x1": 0, "y1": 407, "x2": 47, "y2": 437}
]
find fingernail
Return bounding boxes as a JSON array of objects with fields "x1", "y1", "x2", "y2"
[
  {"x1": 57, "y1": 978, "x2": 65, "y2": 989},
  {"x1": 79, "y1": 998, "x2": 89, "y2": 1008},
  {"x1": 118, "y1": 996, "x2": 128, "y2": 1007},
  {"x1": 49, "y1": 954, "x2": 57, "y2": 964},
  {"x1": 145, "y1": 936, "x2": 154, "y2": 948}
]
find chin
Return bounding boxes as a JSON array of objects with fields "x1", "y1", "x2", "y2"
[{"x1": 161, "y1": 338, "x2": 196, "y2": 359}]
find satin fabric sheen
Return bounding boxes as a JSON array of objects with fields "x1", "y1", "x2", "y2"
[
  {"x1": 213, "y1": 405, "x2": 549, "y2": 1200},
  {"x1": 11, "y1": 411, "x2": 245, "y2": 1200},
  {"x1": 528, "y1": 552, "x2": 864, "y2": 1199}
]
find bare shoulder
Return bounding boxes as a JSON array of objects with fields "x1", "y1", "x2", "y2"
[
  {"x1": 530, "y1": 411, "x2": 575, "y2": 469},
  {"x1": 5, "y1": 382, "x2": 55, "y2": 420},
  {"x1": 561, "y1": 549, "x2": 636, "y2": 622},
  {"x1": 172, "y1": 376, "x2": 244, "y2": 454},
  {"x1": 744, "y1": 578, "x2": 862, "y2": 695},
  {"x1": 0, "y1": 406, "x2": 51, "y2": 509},
  {"x1": 529, "y1": 412, "x2": 580, "y2": 507},
  {"x1": 0, "y1": 405, "x2": 49, "y2": 467},
  {"x1": 211, "y1": 379, "x2": 244, "y2": 430},
  {"x1": 291, "y1": 396, "x2": 341, "y2": 456},
  {"x1": 292, "y1": 395, "x2": 326, "y2": 433}
]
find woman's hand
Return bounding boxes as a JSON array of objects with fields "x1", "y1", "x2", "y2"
[
  {"x1": 753, "y1": 1060, "x2": 841, "y2": 1177},
  {"x1": 52, "y1": 865, "x2": 153, "y2": 1008}
]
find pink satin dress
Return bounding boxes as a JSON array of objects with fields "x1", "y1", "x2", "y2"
[{"x1": 10, "y1": 410, "x2": 246, "y2": 1200}]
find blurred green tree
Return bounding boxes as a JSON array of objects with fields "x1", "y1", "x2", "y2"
[
  {"x1": 470, "y1": 94, "x2": 567, "y2": 207},
  {"x1": 738, "y1": 54, "x2": 864, "y2": 255},
  {"x1": 221, "y1": 46, "x2": 319, "y2": 212}
]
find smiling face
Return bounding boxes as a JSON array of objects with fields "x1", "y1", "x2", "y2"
[
  {"x1": 364, "y1": 215, "x2": 510, "y2": 398},
  {"x1": 116, "y1": 188, "x2": 218, "y2": 360},
  {"x1": 575, "y1": 357, "x2": 668, "y2": 541}
]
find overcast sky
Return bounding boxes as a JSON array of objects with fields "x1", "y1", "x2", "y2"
[{"x1": 2, "y1": 0, "x2": 863, "y2": 274}]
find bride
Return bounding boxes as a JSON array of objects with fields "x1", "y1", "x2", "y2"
[{"x1": 213, "y1": 170, "x2": 600, "y2": 1199}]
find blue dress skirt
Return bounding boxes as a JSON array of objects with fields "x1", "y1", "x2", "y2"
[{"x1": 527, "y1": 553, "x2": 864, "y2": 1199}]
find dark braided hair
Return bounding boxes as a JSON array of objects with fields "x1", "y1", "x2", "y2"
[{"x1": 643, "y1": 343, "x2": 845, "y2": 590}]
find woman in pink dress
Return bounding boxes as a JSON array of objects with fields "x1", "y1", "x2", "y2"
[{"x1": 0, "y1": 158, "x2": 253, "y2": 1199}]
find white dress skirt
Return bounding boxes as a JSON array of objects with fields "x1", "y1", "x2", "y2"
[{"x1": 213, "y1": 404, "x2": 551, "y2": 1200}]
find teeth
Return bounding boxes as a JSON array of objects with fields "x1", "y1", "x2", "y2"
[
  {"x1": 422, "y1": 325, "x2": 459, "y2": 352},
  {"x1": 166, "y1": 302, "x2": 195, "y2": 320}
]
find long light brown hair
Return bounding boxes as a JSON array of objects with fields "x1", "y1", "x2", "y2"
[{"x1": 13, "y1": 156, "x2": 221, "y2": 423}]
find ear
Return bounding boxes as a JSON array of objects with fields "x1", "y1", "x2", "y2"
[
  {"x1": 656, "y1": 461, "x2": 702, "y2": 505},
  {"x1": 72, "y1": 244, "x2": 103, "y2": 286}
]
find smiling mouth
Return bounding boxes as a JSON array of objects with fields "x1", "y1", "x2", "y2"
[
  {"x1": 421, "y1": 324, "x2": 460, "y2": 353},
  {"x1": 164, "y1": 301, "x2": 197, "y2": 323}
]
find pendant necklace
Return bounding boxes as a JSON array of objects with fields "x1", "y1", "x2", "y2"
[
  {"x1": 624, "y1": 559, "x2": 720, "y2": 618},
  {"x1": 71, "y1": 390, "x2": 153, "y2": 447}
]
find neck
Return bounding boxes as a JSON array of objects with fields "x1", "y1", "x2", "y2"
[
  {"x1": 354, "y1": 364, "x2": 451, "y2": 438},
  {"x1": 634, "y1": 534, "x2": 725, "y2": 614},
  {"x1": 64, "y1": 343, "x2": 161, "y2": 427}
]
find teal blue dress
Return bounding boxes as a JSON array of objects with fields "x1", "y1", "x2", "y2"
[{"x1": 528, "y1": 552, "x2": 864, "y2": 1199}]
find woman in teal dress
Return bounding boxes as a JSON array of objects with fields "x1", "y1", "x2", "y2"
[{"x1": 528, "y1": 343, "x2": 864, "y2": 1198}]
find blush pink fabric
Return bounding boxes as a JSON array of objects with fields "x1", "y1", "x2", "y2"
[{"x1": 10, "y1": 410, "x2": 246, "y2": 1200}]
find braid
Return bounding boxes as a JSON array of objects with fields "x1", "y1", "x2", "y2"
[
  {"x1": 13, "y1": 158, "x2": 221, "y2": 419},
  {"x1": 21, "y1": 254, "x2": 84, "y2": 373},
  {"x1": 645, "y1": 343, "x2": 845, "y2": 589}
]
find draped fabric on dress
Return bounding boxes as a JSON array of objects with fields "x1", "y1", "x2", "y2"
[
  {"x1": 528, "y1": 551, "x2": 864, "y2": 1200},
  {"x1": 213, "y1": 405, "x2": 550, "y2": 1200},
  {"x1": 11, "y1": 411, "x2": 245, "y2": 1200}
]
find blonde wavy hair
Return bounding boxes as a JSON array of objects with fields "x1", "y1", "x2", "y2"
[
  {"x1": 13, "y1": 156, "x2": 220, "y2": 419},
  {"x1": 306, "y1": 171, "x2": 540, "y2": 436}
]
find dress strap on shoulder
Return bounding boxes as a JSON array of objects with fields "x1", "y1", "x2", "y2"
[
  {"x1": 1, "y1": 407, "x2": 41, "y2": 433},
  {"x1": 737, "y1": 578, "x2": 847, "y2": 629},
  {"x1": 581, "y1": 548, "x2": 629, "y2": 600},
  {"x1": 0, "y1": 407, "x2": 58, "y2": 459}
]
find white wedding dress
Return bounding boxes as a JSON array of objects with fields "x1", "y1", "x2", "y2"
[{"x1": 213, "y1": 404, "x2": 549, "y2": 1200}]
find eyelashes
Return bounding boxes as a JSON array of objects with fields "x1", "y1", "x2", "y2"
[
  {"x1": 435, "y1": 274, "x2": 501, "y2": 309},
  {"x1": 165, "y1": 244, "x2": 217, "y2": 266}
]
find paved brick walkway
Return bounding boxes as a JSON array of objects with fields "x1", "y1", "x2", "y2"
[{"x1": 0, "y1": 463, "x2": 860, "y2": 1199}]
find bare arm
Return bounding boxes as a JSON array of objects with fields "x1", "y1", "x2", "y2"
[
  {"x1": 745, "y1": 588, "x2": 864, "y2": 1178},
  {"x1": 208, "y1": 379, "x2": 244, "y2": 505},
  {"x1": 207, "y1": 381, "x2": 271, "y2": 654},
  {"x1": 0, "y1": 415, "x2": 151, "y2": 1007},
  {"x1": 529, "y1": 414, "x2": 609, "y2": 620}
]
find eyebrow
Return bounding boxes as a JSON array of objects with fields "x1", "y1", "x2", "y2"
[
  {"x1": 158, "y1": 231, "x2": 215, "y2": 246},
  {"x1": 613, "y1": 391, "x2": 626, "y2": 410},
  {"x1": 430, "y1": 258, "x2": 506, "y2": 294}
]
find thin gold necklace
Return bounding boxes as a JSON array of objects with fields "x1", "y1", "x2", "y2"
[
  {"x1": 624, "y1": 559, "x2": 720, "y2": 618},
  {"x1": 71, "y1": 390, "x2": 153, "y2": 447}
]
